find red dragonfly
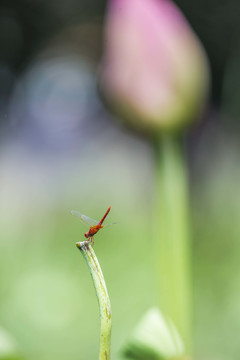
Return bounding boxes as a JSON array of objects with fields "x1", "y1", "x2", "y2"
[{"x1": 71, "y1": 206, "x2": 115, "y2": 243}]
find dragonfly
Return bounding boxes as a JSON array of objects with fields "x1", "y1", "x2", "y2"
[{"x1": 71, "y1": 206, "x2": 116, "y2": 244}]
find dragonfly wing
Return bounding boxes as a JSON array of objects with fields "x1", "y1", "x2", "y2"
[
  {"x1": 103, "y1": 222, "x2": 118, "y2": 227},
  {"x1": 71, "y1": 210, "x2": 99, "y2": 226}
]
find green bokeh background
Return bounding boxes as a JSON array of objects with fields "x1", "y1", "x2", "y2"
[{"x1": 0, "y1": 128, "x2": 240, "y2": 360}]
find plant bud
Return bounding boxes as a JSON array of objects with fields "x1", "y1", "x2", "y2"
[{"x1": 100, "y1": 0, "x2": 210, "y2": 134}]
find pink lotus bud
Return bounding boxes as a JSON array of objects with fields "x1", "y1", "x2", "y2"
[{"x1": 100, "y1": 0, "x2": 210, "y2": 133}]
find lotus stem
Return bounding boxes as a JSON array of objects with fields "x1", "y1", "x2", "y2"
[
  {"x1": 76, "y1": 240, "x2": 112, "y2": 360},
  {"x1": 154, "y1": 134, "x2": 192, "y2": 353}
]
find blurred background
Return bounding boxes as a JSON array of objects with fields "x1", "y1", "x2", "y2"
[{"x1": 0, "y1": 0, "x2": 240, "y2": 359}]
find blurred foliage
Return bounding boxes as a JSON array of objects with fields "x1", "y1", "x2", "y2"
[
  {"x1": 192, "y1": 127, "x2": 240, "y2": 360},
  {"x1": 0, "y1": 326, "x2": 23, "y2": 360},
  {"x1": 122, "y1": 308, "x2": 184, "y2": 360}
]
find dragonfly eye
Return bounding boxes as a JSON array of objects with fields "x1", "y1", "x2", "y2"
[{"x1": 84, "y1": 232, "x2": 88, "y2": 238}]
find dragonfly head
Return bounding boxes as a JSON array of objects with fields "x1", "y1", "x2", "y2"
[{"x1": 84, "y1": 232, "x2": 89, "y2": 238}]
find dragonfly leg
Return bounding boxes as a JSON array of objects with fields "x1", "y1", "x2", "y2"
[{"x1": 91, "y1": 237, "x2": 95, "y2": 245}]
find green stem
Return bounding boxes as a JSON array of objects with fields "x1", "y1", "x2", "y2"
[
  {"x1": 76, "y1": 241, "x2": 112, "y2": 360},
  {"x1": 154, "y1": 135, "x2": 192, "y2": 353}
]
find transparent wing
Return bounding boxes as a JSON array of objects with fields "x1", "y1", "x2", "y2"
[
  {"x1": 103, "y1": 222, "x2": 118, "y2": 227},
  {"x1": 71, "y1": 210, "x2": 99, "y2": 226}
]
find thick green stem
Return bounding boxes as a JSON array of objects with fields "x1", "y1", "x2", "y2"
[
  {"x1": 154, "y1": 135, "x2": 192, "y2": 353},
  {"x1": 76, "y1": 241, "x2": 112, "y2": 360}
]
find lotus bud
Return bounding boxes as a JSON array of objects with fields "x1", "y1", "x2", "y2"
[{"x1": 100, "y1": 0, "x2": 210, "y2": 134}]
